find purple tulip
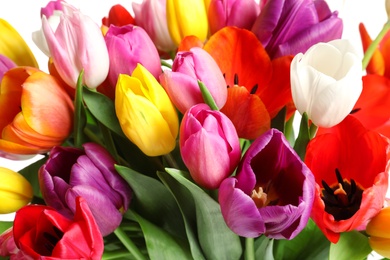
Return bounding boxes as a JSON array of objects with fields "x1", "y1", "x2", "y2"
[
  {"x1": 251, "y1": 0, "x2": 343, "y2": 58},
  {"x1": 180, "y1": 104, "x2": 241, "y2": 189},
  {"x1": 208, "y1": 0, "x2": 260, "y2": 35},
  {"x1": 219, "y1": 129, "x2": 315, "y2": 239},
  {"x1": 105, "y1": 24, "x2": 162, "y2": 88},
  {"x1": 0, "y1": 55, "x2": 15, "y2": 82},
  {"x1": 160, "y1": 47, "x2": 227, "y2": 114},
  {"x1": 38, "y1": 142, "x2": 132, "y2": 236}
]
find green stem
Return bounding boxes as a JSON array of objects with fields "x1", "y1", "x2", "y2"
[
  {"x1": 362, "y1": 19, "x2": 390, "y2": 70},
  {"x1": 161, "y1": 59, "x2": 172, "y2": 69},
  {"x1": 99, "y1": 122, "x2": 120, "y2": 162},
  {"x1": 113, "y1": 227, "x2": 146, "y2": 260},
  {"x1": 73, "y1": 70, "x2": 85, "y2": 148},
  {"x1": 245, "y1": 237, "x2": 255, "y2": 260},
  {"x1": 163, "y1": 153, "x2": 179, "y2": 169},
  {"x1": 102, "y1": 251, "x2": 134, "y2": 260}
]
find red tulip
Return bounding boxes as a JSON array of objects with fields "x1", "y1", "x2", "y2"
[{"x1": 305, "y1": 115, "x2": 389, "y2": 243}]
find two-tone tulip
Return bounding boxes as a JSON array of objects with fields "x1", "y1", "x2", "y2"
[
  {"x1": 0, "y1": 167, "x2": 33, "y2": 214},
  {"x1": 105, "y1": 24, "x2": 161, "y2": 89},
  {"x1": 251, "y1": 0, "x2": 343, "y2": 58},
  {"x1": 160, "y1": 47, "x2": 227, "y2": 114},
  {"x1": 306, "y1": 115, "x2": 389, "y2": 243},
  {"x1": 0, "y1": 19, "x2": 38, "y2": 67},
  {"x1": 40, "y1": 3, "x2": 109, "y2": 88},
  {"x1": 115, "y1": 64, "x2": 179, "y2": 156},
  {"x1": 180, "y1": 103, "x2": 241, "y2": 189},
  {"x1": 0, "y1": 197, "x2": 104, "y2": 259},
  {"x1": 166, "y1": 0, "x2": 209, "y2": 46},
  {"x1": 0, "y1": 55, "x2": 15, "y2": 82},
  {"x1": 0, "y1": 67, "x2": 74, "y2": 159},
  {"x1": 208, "y1": 0, "x2": 260, "y2": 35},
  {"x1": 366, "y1": 207, "x2": 390, "y2": 258},
  {"x1": 39, "y1": 142, "x2": 132, "y2": 236},
  {"x1": 219, "y1": 129, "x2": 315, "y2": 239},
  {"x1": 290, "y1": 39, "x2": 362, "y2": 128},
  {"x1": 133, "y1": 0, "x2": 176, "y2": 53}
]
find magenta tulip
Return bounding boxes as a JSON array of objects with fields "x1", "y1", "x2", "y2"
[
  {"x1": 160, "y1": 47, "x2": 227, "y2": 114},
  {"x1": 39, "y1": 143, "x2": 132, "y2": 236},
  {"x1": 219, "y1": 129, "x2": 315, "y2": 239},
  {"x1": 208, "y1": 0, "x2": 260, "y2": 35},
  {"x1": 251, "y1": 0, "x2": 343, "y2": 58},
  {"x1": 105, "y1": 24, "x2": 162, "y2": 88},
  {"x1": 180, "y1": 103, "x2": 241, "y2": 189}
]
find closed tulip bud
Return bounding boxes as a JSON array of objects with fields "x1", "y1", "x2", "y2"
[
  {"x1": 133, "y1": 0, "x2": 176, "y2": 53},
  {"x1": 291, "y1": 39, "x2": 362, "y2": 128},
  {"x1": 180, "y1": 103, "x2": 241, "y2": 189},
  {"x1": 0, "y1": 67, "x2": 74, "y2": 159},
  {"x1": 39, "y1": 143, "x2": 132, "y2": 236},
  {"x1": 208, "y1": 0, "x2": 260, "y2": 35},
  {"x1": 116, "y1": 64, "x2": 179, "y2": 156},
  {"x1": 167, "y1": 0, "x2": 209, "y2": 46},
  {"x1": 41, "y1": 3, "x2": 109, "y2": 89},
  {"x1": 367, "y1": 207, "x2": 390, "y2": 258},
  {"x1": 0, "y1": 167, "x2": 33, "y2": 214},
  {"x1": 105, "y1": 24, "x2": 161, "y2": 88},
  {"x1": 0, "y1": 19, "x2": 38, "y2": 67},
  {"x1": 160, "y1": 47, "x2": 227, "y2": 114}
]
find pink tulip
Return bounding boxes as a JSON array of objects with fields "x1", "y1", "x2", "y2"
[
  {"x1": 105, "y1": 24, "x2": 162, "y2": 88},
  {"x1": 160, "y1": 47, "x2": 227, "y2": 114},
  {"x1": 180, "y1": 103, "x2": 241, "y2": 189},
  {"x1": 132, "y1": 0, "x2": 176, "y2": 53},
  {"x1": 208, "y1": 0, "x2": 260, "y2": 35},
  {"x1": 41, "y1": 3, "x2": 109, "y2": 89}
]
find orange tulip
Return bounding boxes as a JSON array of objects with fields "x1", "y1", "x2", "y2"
[
  {"x1": 203, "y1": 26, "x2": 293, "y2": 139},
  {"x1": 0, "y1": 67, "x2": 74, "y2": 158}
]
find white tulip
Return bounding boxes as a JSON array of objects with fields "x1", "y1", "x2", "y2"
[{"x1": 290, "y1": 39, "x2": 363, "y2": 128}]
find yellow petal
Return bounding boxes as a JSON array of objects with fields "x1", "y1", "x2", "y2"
[
  {"x1": 366, "y1": 207, "x2": 390, "y2": 239},
  {"x1": 369, "y1": 237, "x2": 390, "y2": 258}
]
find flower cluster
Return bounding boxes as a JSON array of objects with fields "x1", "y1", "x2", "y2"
[{"x1": 0, "y1": 0, "x2": 389, "y2": 259}]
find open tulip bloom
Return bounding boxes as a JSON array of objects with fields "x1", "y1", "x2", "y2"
[{"x1": 2, "y1": 0, "x2": 390, "y2": 259}]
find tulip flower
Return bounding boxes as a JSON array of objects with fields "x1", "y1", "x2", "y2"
[
  {"x1": 0, "y1": 167, "x2": 33, "y2": 214},
  {"x1": 105, "y1": 24, "x2": 161, "y2": 89},
  {"x1": 40, "y1": 3, "x2": 109, "y2": 89},
  {"x1": 0, "y1": 19, "x2": 38, "y2": 67},
  {"x1": 0, "y1": 67, "x2": 74, "y2": 159},
  {"x1": 0, "y1": 197, "x2": 104, "y2": 259},
  {"x1": 166, "y1": 0, "x2": 209, "y2": 46},
  {"x1": 208, "y1": 0, "x2": 260, "y2": 35},
  {"x1": 132, "y1": 0, "x2": 176, "y2": 53},
  {"x1": 40, "y1": 0, "x2": 63, "y2": 18},
  {"x1": 305, "y1": 115, "x2": 389, "y2": 243},
  {"x1": 366, "y1": 207, "x2": 390, "y2": 258},
  {"x1": 252, "y1": 0, "x2": 343, "y2": 58},
  {"x1": 180, "y1": 103, "x2": 241, "y2": 189},
  {"x1": 160, "y1": 47, "x2": 227, "y2": 114},
  {"x1": 39, "y1": 142, "x2": 132, "y2": 236},
  {"x1": 115, "y1": 64, "x2": 179, "y2": 157},
  {"x1": 204, "y1": 26, "x2": 293, "y2": 139},
  {"x1": 219, "y1": 129, "x2": 315, "y2": 239},
  {"x1": 102, "y1": 4, "x2": 135, "y2": 28},
  {"x1": 0, "y1": 55, "x2": 16, "y2": 82},
  {"x1": 290, "y1": 39, "x2": 362, "y2": 128}
]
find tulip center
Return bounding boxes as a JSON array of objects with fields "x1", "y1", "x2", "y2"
[
  {"x1": 321, "y1": 169, "x2": 364, "y2": 221},
  {"x1": 227, "y1": 73, "x2": 258, "y2": 94},
  {"x1": 251, "y1": 181, "x2": 279, "y2": 208},
  {"x1": 41, "y1": 225, "x2": 64, "y2": 256}
]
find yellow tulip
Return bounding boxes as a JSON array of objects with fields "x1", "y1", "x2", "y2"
[
  {"x1": 115, "y1": 64, "x2": 179, "y2": 156},
  {"x1": 0, "y1": 19, "x2": 38, "y2": 67},
  {"x1": 366, "y1": 206, "x2": 390, "y2": 258},
  {"x1": 166, "y1": 0, "x2": 209, "y2": 46},
  {"x1": 0, "y1": 167, "x2": 33, "y2": 214}
]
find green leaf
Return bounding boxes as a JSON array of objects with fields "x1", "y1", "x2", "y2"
[
  {"x1": 19, "y1": 156, "x2": 47, "y2": 198},
  {"x1": 159, "y1": 168, "x2": 242, "y2": 260},
  {"x1": 82, "y1": 86, "x2": 125, "y2": 138},
  {"x1": 293, "y1": 112, "x2": 311, "y2": 160},
  {"x1": 0, "y1": 221, "x2": 12, "y2": 233},
  {"x1": 329, "y1": 231, "x2": 372, "y2": 260},
  {"x1": 198, "y1": 80, "x2": 219, "y2": 110},
  {"x1": 255, "y1": 236, "x2": 274, "y2": 260},
  {"x1": 73, "y1": 70, "x2": 87, "y2": 148},
  {"x1": 273, "y1": 218, "x2": 330, "y2": 260},
  {"x1": 128, "y1": 210, "x2": 192, "y2": 260},
  {"x1": 270, "y1": 106, "x2": 286, "y2": 133},
  {"x1": 115, "y1": 165, "x2": 186, "y2": 241}
]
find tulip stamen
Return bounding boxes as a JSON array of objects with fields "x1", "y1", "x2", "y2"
[
  {"x1": 250, "y1": 84, "x2": 258, "y2": 94},
  {"x1": 350, "y1": 108, "x2": 361, "y2": 114},
  {"x1": 234, "y1": 73, "x2": 239, "y2": 85},
  {"x1": 41, "y1": 226, "x2": 64, "y2": 256},
  {"x1": 251, "y1": 182, "x2": 279, "y2": 208},
  {"x1": 321, "y1": 169, "x2": 364, "y2": 221}
]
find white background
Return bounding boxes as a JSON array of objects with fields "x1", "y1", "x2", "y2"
[{"x1": 0, "y1": 1, "x2": 387, "y2": 258}]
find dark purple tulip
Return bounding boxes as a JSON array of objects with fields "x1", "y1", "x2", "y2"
[
  {"x1": 39, "y1": 142, "x2": 132, "y2": 236},
  {"x1": 251, "y1": 0, "x2": 343, "y2": 58},
  {"x1": 218, "y1": 129, "x2": 315, "y2": 239}
]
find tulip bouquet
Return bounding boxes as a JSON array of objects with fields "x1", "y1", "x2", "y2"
[{"x1": 1, "y1": 0, "x2": 390, "y2": 259}]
